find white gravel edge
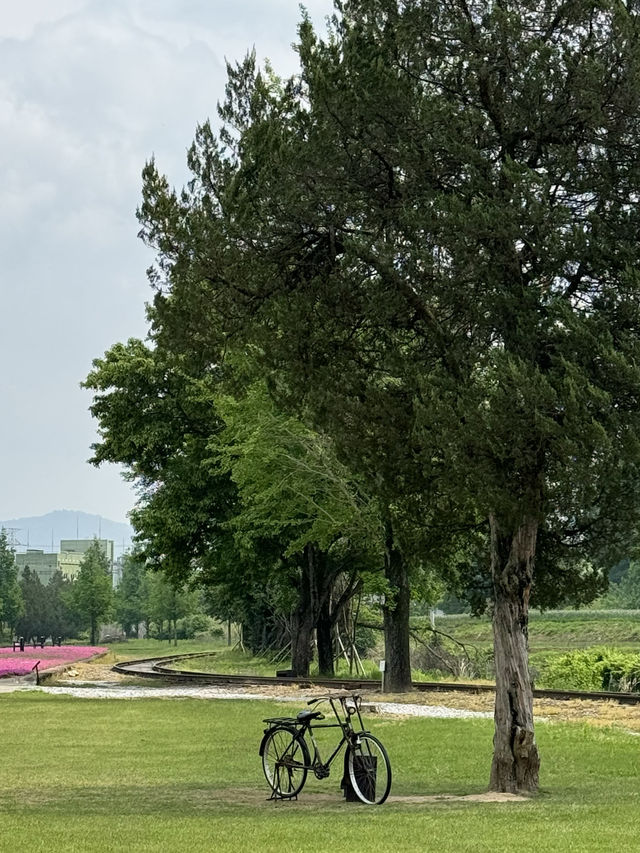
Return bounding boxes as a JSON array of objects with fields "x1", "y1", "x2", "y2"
[{"x1": 5, "y1": 682, "x2": 492, "y2": 719}]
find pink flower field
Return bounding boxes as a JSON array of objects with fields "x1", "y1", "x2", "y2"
[{"x1": 0, "y1": 645, "x2": 107, "y2": 677}]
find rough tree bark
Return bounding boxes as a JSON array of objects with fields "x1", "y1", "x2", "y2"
[
  {"x1": 290, "y1": 545, "x2": 317, "y2": 677},
  {"x1": 382, "y1": 523, "x2": 412, "y2": 692},
  {"x1": 489, "y1": 512, "x2": 540, "y2": 793},
  {"x1": 316, "y1": 596, "x2": 334, "y2": 676}
]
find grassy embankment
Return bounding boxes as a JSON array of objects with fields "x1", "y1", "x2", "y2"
[
  {"x1": 1, "y1": 691, "x2": 639, "y2": 852},
  {"x1": 434, "y1": 610, "x2": 640, "y2": 653}
]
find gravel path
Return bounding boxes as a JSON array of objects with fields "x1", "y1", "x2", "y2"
[{"x1": 2, "y1": 680, "x2": 492, "y2": 718}]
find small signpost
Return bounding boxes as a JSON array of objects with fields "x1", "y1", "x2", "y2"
[{"x1": 379, "y1": 659, "x2": 386, "y2": 693}]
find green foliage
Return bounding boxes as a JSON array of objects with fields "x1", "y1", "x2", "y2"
[
  {"x1": 217, "y1": 382, "x2": 383, "y2": 558},
  {"x1": 13, "y1": 567, "x2": 79, "y2": 641},
  {"x1": 538, "y1": 648, "x2": 640, "y2": 693},
  {"x1": 44, "y1": 570, "x2": 80, "y2": 640},
  {"x1": 72, "y1": 541, "x2": 114, "y2": 645},
  {"x1": 176, "y1": 612, "x2": 214, "y2": 640},
  {"x1": 114, "y1": 552, "x2": 149, "y2": 637},
  {"x1": 15, "y1": 567, "x2": 47, "y2": 641},
  {"x1": 607, "y1": 561, "x2": 640, "y2": 609},
  {"x1": 84, "y1": 335, "x2": 390, "y2": 670},
  {"x1": 0, "y1": 530, "x2": 23, "y2": 637},
  {"x1": 135, "y1": 0, "x2": 640, "y2": 619},
  {"x1": 84, "y1": 339, "x2": 238, "y2": 588}
]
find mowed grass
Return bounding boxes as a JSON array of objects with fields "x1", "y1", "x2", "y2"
[
  {"x1": 169, "y1": 647, "x2": 382, "y2": 680},
  {"x1": 1, "y1": 693, "x2": 640, "y2": 852},
  {"x1": 105, "y1": 637, "x2": 229, "y2": 661}
]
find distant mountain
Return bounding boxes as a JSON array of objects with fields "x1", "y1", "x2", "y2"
[{"x1": 0, "y1": 510, "x2": 134, "y2": 556}]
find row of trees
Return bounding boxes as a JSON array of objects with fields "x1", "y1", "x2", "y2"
[
  {"x1": 85, "y1": 349, "x2": 429, "y2": 680},
  {"x1": 0, "y1": 535, "x2": 113, "y2": 644},
  {"x1": 84, "y1": 0, "x2": 640, "y2": 794},
  {"x1": 114, "y1": 551, "x2": 205, "y2": 643},
  {"x1": 0, "y1": 535, "x2": 203, "y2": 645}
]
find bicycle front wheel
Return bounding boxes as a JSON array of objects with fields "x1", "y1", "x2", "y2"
[
  {"x1": 347, "y1": 733, "x2": 391, "y2": 805},
  {"x1": 261, "y1": 726, "x2": 310, "y2": 798}
]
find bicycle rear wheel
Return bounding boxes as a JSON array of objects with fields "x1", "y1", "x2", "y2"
[
  {"x1": 261, "y1": 726, "x2": 310, "y2": 798},
  {"x1": 347, "y1": 733, "x2": 391, "y2": 804}
]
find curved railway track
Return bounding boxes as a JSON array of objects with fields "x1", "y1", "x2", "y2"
[{"x1": 113, "y1": 652, "x2": 640, "y2": 705}]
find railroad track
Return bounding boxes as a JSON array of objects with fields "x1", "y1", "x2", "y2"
[{"x1": 113, "y1": 652, "x2": 640, "y2": 705}]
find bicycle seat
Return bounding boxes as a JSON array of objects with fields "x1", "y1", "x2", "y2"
[{"x1": 296, "y1": 710, "x2": 324, "y2": 723}]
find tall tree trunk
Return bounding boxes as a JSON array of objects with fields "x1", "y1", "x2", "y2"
[
  {"x1": 489, "y1": 512, "x2": 540, "y2": 794},
  {"x1": 291, "y1": 611, "x2": 314, "y2": 676},
  {"x1": 316, "y1": 596, "x2": 334, "y2": 676},
  {"x1": 382, "y1": 523, "x2": 412, "y2": 692},
  {"x1": 290, "y1": 545, "x2": 317, "y2": 677}
]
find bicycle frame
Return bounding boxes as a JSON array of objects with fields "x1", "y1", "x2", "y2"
[{"x1": 261, "y1": 692, "x2": 369, "y2": 776}]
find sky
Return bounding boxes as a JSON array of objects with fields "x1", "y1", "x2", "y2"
[{"x1": 0, "y1": 0, "x2": 334, "y2": 524}]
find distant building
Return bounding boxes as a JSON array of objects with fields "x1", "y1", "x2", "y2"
[
  {"x1": 15, "y1": 538, "x2": 117, "y2": 586},
  {"x1": 15, "y1": 550, "x2": 59, "y2": 585},
  {"x1": 58, "y1": 538, "x2": 114, "y2": 577},
  {"x1": 112, "y1": 555, "x2": 124, "y2": 587}
]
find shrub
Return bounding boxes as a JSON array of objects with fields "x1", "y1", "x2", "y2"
[{"x1": 539, "y1": 647, "x2": 640, "y2": 692}]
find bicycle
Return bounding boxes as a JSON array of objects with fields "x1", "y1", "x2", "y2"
[{"x1": 259, "y1": 691, "x2": 391, "y2": 805}]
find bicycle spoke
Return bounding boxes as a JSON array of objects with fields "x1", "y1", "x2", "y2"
[{"x1": 262, "y1": 726, "x2": 309, "y2": 798}]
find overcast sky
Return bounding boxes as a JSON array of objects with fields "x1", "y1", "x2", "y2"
[{"x1": 0, "y1": 0, "x2": 334, "y2": 524}]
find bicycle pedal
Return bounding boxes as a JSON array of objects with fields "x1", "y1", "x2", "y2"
[{"x1": 314, "y1": 766, "x2": 330, "y2": 780}]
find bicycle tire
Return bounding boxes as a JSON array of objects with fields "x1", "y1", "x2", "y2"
[
  {"x1": 261, "y1": 726, "x2": 310, "y2": 798},
  {"x1": 347, "y1": 733, "x2": 391, "y2": 804}
]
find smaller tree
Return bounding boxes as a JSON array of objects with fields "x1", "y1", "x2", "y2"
[
  {"x1": 45, "y1": 571, "x2": 77, "y2": 640},
  {"x1": 147, "y1": 572, "x2": 196, "y2": 645},
  {"x1": 0, "y1": 530, "x2": 23, "y2": 639},
  {"x1": 72, "y1": 541, "x2": 113, "y2": 644},
  {"x1": 218, "y1": 382, "x2": 384, "y2": 676},
  {"x1": 15, "y1": 567, "x2": 47, "y2": 642},
  {"x1": 114, "y1": 552, "x2": 149, "y2": 637}
]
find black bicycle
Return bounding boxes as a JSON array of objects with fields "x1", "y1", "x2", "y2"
[{"x1": 259, "y1": 692, "x2": 391, "y2": 805}]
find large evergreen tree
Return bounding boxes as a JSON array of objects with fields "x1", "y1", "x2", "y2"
[{"x1": 134, "y1": 0, "x2": 640, "y2": 792}]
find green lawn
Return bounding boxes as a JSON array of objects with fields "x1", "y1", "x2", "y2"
[
  {"x1": 167, "y1": 647, "x2": 382, "y2": 680},
  {"x1": 1, "y1": 692, "x2": 639, "y2": 852}
]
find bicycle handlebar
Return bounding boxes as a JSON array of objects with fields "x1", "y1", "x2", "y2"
[{"x1": 307, "y1": 691, "x2": 361, "y2": 705}]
